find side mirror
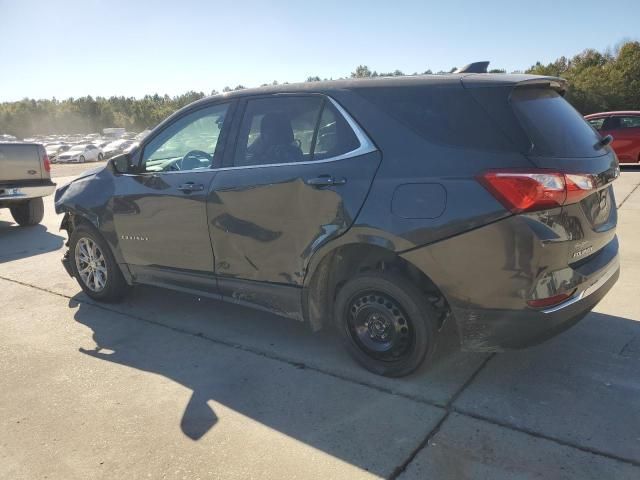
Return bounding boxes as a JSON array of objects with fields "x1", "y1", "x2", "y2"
[{"x1": 111, "y1": 154, "x2": 131, "y2": 174}]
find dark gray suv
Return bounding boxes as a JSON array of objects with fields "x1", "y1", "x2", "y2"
[{"x1": 55, "y1": 73, "x2": 620, "y2": 376}]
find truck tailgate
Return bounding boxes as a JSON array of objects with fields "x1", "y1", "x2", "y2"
[{"x1": 0, "y1": 144, "x2": 42, "y2": 182}]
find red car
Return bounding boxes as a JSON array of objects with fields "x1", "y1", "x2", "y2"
[{"x1": 585, "y1": 111, "x2": 640, "y2": 163}]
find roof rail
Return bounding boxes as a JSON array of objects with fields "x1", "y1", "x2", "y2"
[{"x1": 455, "y1": 61, "x2": 490, "y2": 74}]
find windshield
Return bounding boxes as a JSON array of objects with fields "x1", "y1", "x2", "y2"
[{"x1": 69, "y1": 145, "x2": 86, "y2": 151}]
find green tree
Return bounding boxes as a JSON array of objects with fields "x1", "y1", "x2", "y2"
[{"x1": 351, "y1": 65, "x2": 373, "y2": 78}]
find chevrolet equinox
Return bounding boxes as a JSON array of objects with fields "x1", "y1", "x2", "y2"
[{"x1": 55, "y1": 72, "x2": 620, "y2": 377}]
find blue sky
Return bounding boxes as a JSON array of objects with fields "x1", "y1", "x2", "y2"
[{"x1": 1, "y1": 0, "x2": 638, "y2": 101}]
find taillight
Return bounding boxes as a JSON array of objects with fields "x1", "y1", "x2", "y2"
[
  {"x1": 43, "y1": 153, "x2": 51, "y2": 172},
  {"x1": 478, "y1": 170, "x2": 596, "y2": 213}
]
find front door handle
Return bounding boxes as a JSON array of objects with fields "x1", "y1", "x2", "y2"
[
  {"x1": 305, "y1": 175, "x2": 347, "y2": 187},
  {"x1": 178, "y1": 182, "x2": 204, "y2": 193}
]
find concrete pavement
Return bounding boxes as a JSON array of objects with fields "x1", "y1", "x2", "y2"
[{"x1": 0, "y1": 164, "x2": 639, "y2": 479}]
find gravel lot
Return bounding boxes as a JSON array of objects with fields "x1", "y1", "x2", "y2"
[{"x1": 1, "y1": 163, "x2": 639, "y2": 479}]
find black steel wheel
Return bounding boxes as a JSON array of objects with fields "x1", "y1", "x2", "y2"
[
  {"x1": 346, "y1": 291, "x2": 414, "y2": 362},
  {"x1": 335, "y1": 271, "x2": 437, "y2": 377}
]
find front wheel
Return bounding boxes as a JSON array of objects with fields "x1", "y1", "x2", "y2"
[
  {"x1": 98, "y1": 153, "x2": 104, "y2": 161},
  {"x1": 79, "y1": 155, "x2": 85, "y2": 163},
  {"x1": 69, "y1": 225, "x2": 127, "y2": 302},
  {"x1": 335, "y1": 271, "x2": 437, "y2": 377}
]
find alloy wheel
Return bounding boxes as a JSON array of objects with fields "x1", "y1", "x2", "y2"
[{"x1": 74, "y1": 237, "x2": 108, "y2": 292}]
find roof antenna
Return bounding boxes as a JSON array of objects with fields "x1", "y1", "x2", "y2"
[{"x1": 455, "y1": 61, "x2": 490, "y2": 74}]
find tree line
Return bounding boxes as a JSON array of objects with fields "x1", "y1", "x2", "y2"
[{"x1": 1, "y1": 41, "x2": 638, "y2": 139}]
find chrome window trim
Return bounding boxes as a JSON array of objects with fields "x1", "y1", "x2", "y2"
[
  {"x1": 213, "y1": 96, "x2": 376, "y2": 172},
  {"x1": 129, "y1": 95, "x2": 376, "y2": 176}
]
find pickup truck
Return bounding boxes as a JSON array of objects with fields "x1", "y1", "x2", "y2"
[{"x1": 0, "y1": 143, "x2": 56, "y2": 226}]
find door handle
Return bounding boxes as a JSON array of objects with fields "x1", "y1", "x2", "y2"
[
  {"x1": 178, "y1": 182, "x2": 204, "y2": 193},
  {"x1": 305, "y1": 175, "x2": 347, "y2": 187}
]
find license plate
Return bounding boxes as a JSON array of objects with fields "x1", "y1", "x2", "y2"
[{"x1": 1, "y1": 187, "x2": 21, "y2": 197}]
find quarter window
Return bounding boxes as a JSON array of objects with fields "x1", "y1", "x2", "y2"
[
  {"x1": 142, "y1": 103, "x2": 229, "y2": 172},
  {"x1": 234, "y1": 96, "x2": 361, "y2": 167},
  {"x1": 314, "y1": 102, "x2": 360, "y2": 160}
]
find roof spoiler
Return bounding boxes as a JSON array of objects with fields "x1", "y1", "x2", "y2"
[
  {"x1": 514, "y1": 77, "x2": 569, "y2": 96},
  {"x1": 455, "y1": 61, "x2": 490, "y2": 74}
]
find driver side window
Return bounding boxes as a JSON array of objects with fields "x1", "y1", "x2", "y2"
[{"x1": 141, "y1": 103, "x2": 229, "y2": 172}]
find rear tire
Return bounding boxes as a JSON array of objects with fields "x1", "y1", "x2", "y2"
[
  {"x1": 69, "y1": 224, "x2": 127, "y2": 302},
  {"x1": 334, "y1": 271, "x2": 437, "y2": 377},
  {"x1": 10, "y1": 197, "x2": 44, "y2": 226}
]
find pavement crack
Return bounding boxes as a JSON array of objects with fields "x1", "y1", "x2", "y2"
[
  {"x1": 3, "y1": 275, "x2": 639, "y2": 472},
  {"x1": 388, "y1": 353, "x2": 496, "y2": 479},
  {"x1": 453, "y1": 407, "x2": 640, "y2": 469},
  {"x1": 617, "y1": 181, "x2": 640, "y2": 209},
  {"x1": 0, "y1": 275, "x2": 444, "y2": 409},
  {"x1": 618, "y1": 334, "x2": 637, "y2": 357}
]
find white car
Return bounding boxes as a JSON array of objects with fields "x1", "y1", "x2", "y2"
[
  {"x1": 103, "y1": 139, "x2": 136, "y2": 159},
  {"x1": 56, "y1": 144, "x2": 104, "y2": 163}
]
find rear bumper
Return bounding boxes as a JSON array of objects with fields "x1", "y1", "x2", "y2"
[
  {"x1": 0, "y1": 181, "x2": 56, "y2": 201},
  {"x1": 452, "y1": 260, "x2": 619, "y2": 351},
  {"x1": 401, "y1": 212, "x2": 620, "y2": 352}
]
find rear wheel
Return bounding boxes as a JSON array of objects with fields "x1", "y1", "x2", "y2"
[
  {"x1": 98, "y1": 153, "x2": 104, "y2": 161},
  {"x1": 10, "y1": 197, "x2": 44, "y2": 226},
  {"x1": 69, "y1": 224, "x2": 127, "y2": 302},
  {"x1": 335, "y1": 271, "x2": 437, "y2": 377}
]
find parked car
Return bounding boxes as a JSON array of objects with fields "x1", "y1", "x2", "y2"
[
  {"x1": 55, "y1": 73, "x2": 620, "y2": 376},
  {"x1": 585, "y1": 111, "x2": 640, "y2": 163},
  {"x1": 56, "y1": 144, "x2": 104, "y2": 163},
  {"x1": 46, "y1": 144, "x2": 71, "y2": 163},
  {"x1": 1, "y1": 142, "x2": 55, "y2": 225},
  {"x1": 102, "y1": 139, "x2": 135, "y2": 159}
]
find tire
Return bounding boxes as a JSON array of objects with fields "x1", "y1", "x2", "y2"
[
  {"x1": 10, "y1": 197, "x2": 44, "y2": 226},
  {"x1": 334, "y1": 271, "x2": 437, "y2": 377},
  {"x1": 98, "y1": 153, "x2": 104, "y2": 161},
  {"x1": 68, "y1": 224, "x2": 127, "y2": 302},
  {"x1": 79, "y1": 156, "x2": 85, "y2": 163}
]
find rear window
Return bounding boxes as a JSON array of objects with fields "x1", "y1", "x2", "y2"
[
  {"x1": 355, "y1": 86, "x2": 514, "y2": 151},
  {"x1": 511, "y1": 88, "x2": 602, "y2": 158}
]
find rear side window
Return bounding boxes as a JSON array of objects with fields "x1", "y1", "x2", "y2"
[
  {"x1": 354, "y1": 86, "x2": 514, "y2": 151},
  {"x1": 234, "y1": 96, "x2": 361, "y2": 167},
  {"x1": 511, "y1": 88, "x2": 602, "y2": 158}
]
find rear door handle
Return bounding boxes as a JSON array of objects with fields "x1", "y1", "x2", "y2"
[
  {"x1": 178, "y1": 182, "x2": 204, "y2": 193},
  {"x1": 305, "y1": 175, "x2": 347, "y2": 187}
]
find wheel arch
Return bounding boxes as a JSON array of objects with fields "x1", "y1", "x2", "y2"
[
  {"x1": 302, "y1": 241, "x2": 451, "y2": 332},
  {"x1": 61, "y1": 209, "x2": 133, "y2": 284}
]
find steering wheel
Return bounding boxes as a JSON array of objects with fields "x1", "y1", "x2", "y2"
[{"x1": 181, "y1": 150, "x2": 212, "y2": 170}]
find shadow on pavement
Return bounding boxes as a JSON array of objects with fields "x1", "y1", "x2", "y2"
[
  {"x1": 67, "y1": 281, "x2": 640, "y2": 470},
  {"x1": 67, "y1": 288, "x2": 454, "y2": 476},
  {"x1": 0, "y1": 222, "x2": 64, "y2": 263}
]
